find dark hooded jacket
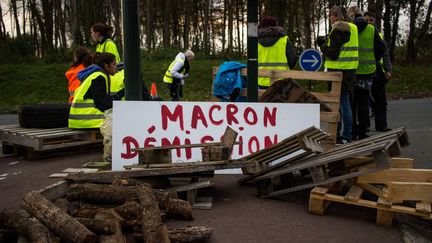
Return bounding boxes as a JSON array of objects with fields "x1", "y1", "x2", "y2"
[
  {"x1": 258, "y1": 26, "x2": 297, "y2": 69},
  {"x1": 76, "y1": 64, "x2": 124, "y2": 112},
  {"x1": 352, "y1": 16, "x2": 387, "y2": 80},
  {"x1": 319, "y1": 21, "x2": 355, "y2": 94}
]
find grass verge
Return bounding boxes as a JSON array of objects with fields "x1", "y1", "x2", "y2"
[{"x1": 0, "y1": 60, "x2": 430, "y2": 112}]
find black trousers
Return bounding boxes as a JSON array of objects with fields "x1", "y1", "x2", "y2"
[
  {"x1": 371, "y1": 76, "x2": 388, "y2": 130},
  {"x1": 352, "y1": 86, "x2": 370, "y2": 139},
  {"x1": 167, "y1": 79, "x2": 183, "y2": 101}
]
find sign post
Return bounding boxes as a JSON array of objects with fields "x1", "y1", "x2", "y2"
[{"x1": 299, "y1": 49, "x2": 323, "y2": 89}]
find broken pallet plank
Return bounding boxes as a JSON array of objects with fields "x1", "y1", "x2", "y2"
[
  {"x1": 357, "y1": 168, "x2": 432, "y2": 184},
  {"x1": 67, "y1": 160, "x2": 256, "y2": 183}
]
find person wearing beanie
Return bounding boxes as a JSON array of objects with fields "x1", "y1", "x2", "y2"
[
  {"x1": 318, "y1": 6, "x2": 359, "y2": 144},
  {"x1": 163, "y1": 50, "x2": 195, "y2": 101},
  {"x1": 258, "y1": 16, "x2": 297, "y2": 88},
  {"x1": 347, "y1": 6, "x2": 387, "y2": 140}
]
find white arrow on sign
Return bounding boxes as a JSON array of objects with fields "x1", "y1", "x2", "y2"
[{"x1": 303, "y1": 55, "x2": 319, "y2": 68}]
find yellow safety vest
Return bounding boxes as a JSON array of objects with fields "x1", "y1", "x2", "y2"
[
  {"x1": 96, "y1": 38, "x2": 121, "y2": 63},
  {"x1": 258, "y1": 36, "x2": 289, "y2": 87},
  {"x1": 325, "y1": 22, "x2": 359, "y2": 70},
  {"x1": 357, "y1": 24, "x2": 376, "y2": 75},
  {"x1": 69, "y1": 71, "x2": 108, "y2": 128},
  {"x1": 163, "y1": 58, "x2": 185, "y2": 84},
  {"x1": 110, "y1": 69, "x2": 125, "y2": 100}
]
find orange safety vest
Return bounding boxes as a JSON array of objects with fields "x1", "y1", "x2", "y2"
[{"x1": 65, "y1": 64, "x2": 86, "y2": 103}]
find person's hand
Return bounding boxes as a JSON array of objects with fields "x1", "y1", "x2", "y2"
[
  {"x1": 183, "y1": 74, "x2": 189, "y2": 79},
  {"x1": 317, "y1": 35, "x2": 327, "y2": 46},
  {"x1": 385, "y1": 72, "x2": 392, "y2": 80}
]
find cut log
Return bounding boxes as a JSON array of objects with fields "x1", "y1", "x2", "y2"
[
  {"x1": 53, "y1": 198, "x2": 79, "y2": 216},
  {"x1": 168, "y1": 226, "x2": 213, "y2": 243},
  {"x1": 22, "y1": 191, "x2": 98, "y2": 243},
  {"x1": 76, "y1": 217, "x2": 117, "y2": 235},
  {"x1": 67, "y1": 184, "x2": 137, "y2": 205},
  {"x1": 67, "y1": 183, "x2": 174, "y2": 209},
  {"x1": 114, "y1": 200, "x2": 143, "y2": 227},
  {"x1": 95, "y1": 209, "x2": 126, "y2": 243},
  {"x1": 0, "y1": 209, "x2": 59, "y2": 243},
  {"x1": 137, "y1": 184, "x2": 170, "y2": 243},
  {"x1": 166, "y1": 198, "x2": 193, "y2": 220}
]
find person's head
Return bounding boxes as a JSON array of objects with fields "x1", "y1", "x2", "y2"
[
  {"x1": 185, "y1": 50, "x2": 195, "y2": 62},
  {"x1": 347, "y1": 6, "x2": 363, "y2": 21},
  {"x1": 91, "y1": 23, "x2": 113, "y2": 42},
  {"x1": 72, "y1": 47, "x2": 92, "y2": 67},
  {"x1": 330, "y1": 6, "x2": 347, "y2": 24},
  {"x1": 258, "y1": 16, "x2": 279, "y2": 29},
  {"x1": 93, "y1": 52, "x2": 116, "y2": 75},
  {"x1": 364, "y1": 12, "x2": 376, "y2": 25}
]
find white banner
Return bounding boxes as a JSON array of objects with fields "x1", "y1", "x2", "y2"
[{"x1": 112, "y1": 101, "x2": 320, "y2": 171}]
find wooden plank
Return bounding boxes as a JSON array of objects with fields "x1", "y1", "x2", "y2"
[
  {"x1": 320, "y1": 112, "x2": 339, "y2": 123},
  {"x1": 357, "y1": 183, "x2": 390, "y2": 201},
  {"x1": 62, "y1": 168, "x2": 99, "y2": 173},
  {"x1": 127, "y1": 160, "x2": 255, "y2": 169},
  {"x1": 311, "y1": 186, "x2": 330, "y2": 196},
  {"x1": 38, "y1": 180, "x2": 69, "y2": 201},
  {"x1": 165, "y1": 180, "x2": 214, "y2": 193},
  {"x1": 68, "y1": 160, "x2": 256, "y2": 183},
  {"x1": 48, "y1": 173, "x2": 69, "y2": 178},
  {"x1": 416, "y1": 202, "x2": 431, "y2": 215},
  {"x1": 344, "y1": 184, "x2": 364, "y2": 202},
  {"x1": 212, "y1": 67, "x2": 343, "y2": 82},
  {"x1": 132, "y1": 141, "x2": 241, "y2": 152},
  {"x1": 390, "y1": 158, "x2": 414, "y2": 168},
  {"x1": 310, "y1": 92, "x2": 340, "y2": 104},
  {"x1": 192, "y1": 196, "x2": 213, "y2": 210},
  {"x1": 82, "y1": 161, "x2": 111, "y2": 169},
  {"x1": 357, "y1": 168, "x2": 432, "y2": 184},
  {"x1": 376, "y1": 209, "x2": 393, "y2": 227},
  {"x1": 388, "y1": 182, "x2": 432, "y2": 202},
  {"x1": 259, "y1": 69, "x2": 343, "y2": 82}
]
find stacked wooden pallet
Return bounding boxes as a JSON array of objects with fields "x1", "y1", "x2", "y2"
[
  {"x1": 242, "y1": 127, "x2": 408, "y2": 199},
  {"x1": 0, "y1": 124, "x2": 102, "y2": 159}
]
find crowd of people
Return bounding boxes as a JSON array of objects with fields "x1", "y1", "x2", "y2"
[
  {"x1": 66, "y1": 5, "x2": 392, "y2": 150},
  {"x1": 258, "y1": 6, "x2": 392, "y2": 144}
]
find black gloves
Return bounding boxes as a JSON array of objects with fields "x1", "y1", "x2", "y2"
[{"x1": 317, "y1": 35, "x2": 328, "y2": 47}]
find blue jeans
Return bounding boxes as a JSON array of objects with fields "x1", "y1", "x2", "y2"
[{"x1": 338, "y1": 93, "x2": 353, "y2": 141}]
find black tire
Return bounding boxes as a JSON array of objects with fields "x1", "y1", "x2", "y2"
[{"x1": 18, "y1": 104, "x2": 70, "y2": 128}]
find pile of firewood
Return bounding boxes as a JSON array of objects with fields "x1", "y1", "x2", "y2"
[{"x1": 0, "y1": 182, "x2": 212, "y2": 243}]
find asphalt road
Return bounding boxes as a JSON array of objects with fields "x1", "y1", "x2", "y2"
[{"x1": 0, "y1": 98, "x2": 431, "y2": 242}]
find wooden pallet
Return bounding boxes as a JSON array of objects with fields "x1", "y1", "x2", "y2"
[
  {"x1": 238, "y1": 126, "x2": 329, "y2": 182},
  {"x1": 251, "y1": 127, "x2": 408, "y2": 198},
  {"x1": 0, "y1": 124, "x2": 102, "y2": 159},
  {"x1": 309, "y1": 182, "x2": 432, "y2": 227}
]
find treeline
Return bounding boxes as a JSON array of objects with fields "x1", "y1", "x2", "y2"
[{"x1": 0, "y1": 0, "x2": 431, "y2": 64}]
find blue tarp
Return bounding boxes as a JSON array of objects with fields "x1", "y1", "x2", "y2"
[{"x1": 213, "y1": 61, "x2": 247, "y2": 101}]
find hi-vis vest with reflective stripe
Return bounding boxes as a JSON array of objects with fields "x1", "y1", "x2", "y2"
[
  {"x1": 163, "y1": 58, "x2": 185, "y2": 84},
  {"x1": 357, "y1": 24, "x2": 376, "y2": 75},
  {"x1": 96, "y1": 38, "x2": 121, "y2": 63},
  {"x1": 69, "y1": 71, "x2": 108, "y2": 129},
  {"x1": 110, "y1": 69, "x2": 125, "y2": 100},
  {"x1": 324, "y1": 22, "x2": 359, "y2": 70},
  {"x1": 258, "y1": 36, "x2": 289, "y2": 87}
]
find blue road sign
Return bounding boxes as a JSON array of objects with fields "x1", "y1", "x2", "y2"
[{"x1": 299, "y1": 49, "x2": 322, "y2": 72}]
